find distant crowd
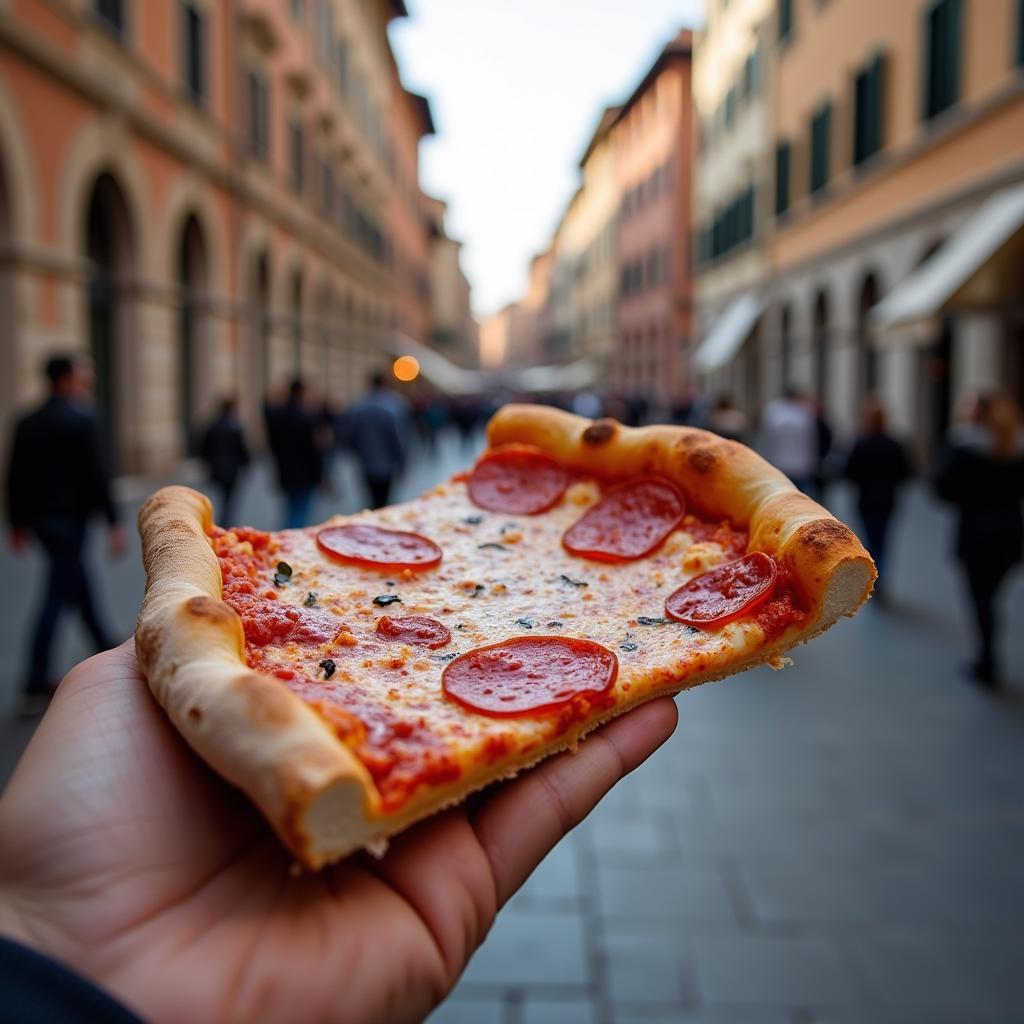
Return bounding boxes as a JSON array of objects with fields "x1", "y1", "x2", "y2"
[{"x1": 4, "y1": 352, "x2": 1023, "y2": 712}]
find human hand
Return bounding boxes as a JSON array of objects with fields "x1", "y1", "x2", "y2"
[
  {"x1": 107, "y1": 524, "x2": 127, "y2": 559},
  {"x1": 7, "y1": 528, "x2": 29, "y2": 554},
  {"x1": 0, "y1": 641, "x2": 677, "y2": 1023}
]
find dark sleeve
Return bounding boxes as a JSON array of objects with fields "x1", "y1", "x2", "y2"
[
  {"x1": 895, "y1": 441, "x2": 913, "y2": 484},
  {"x1": 842, "y1": 440, "x2": 864, "y2": 484},
  {"x1": 934, "y1": 444, "x2": 965, "y2": 504},
  {"x1": 87, "y1": 414, "x2": 118, "y2": 525},
  {"x1": 237, "y1": 426, "x2": 251, "y2": 468},
  {"x1": 5, "y1": 419, "x2": 29, "y2": 529},
  {"x1": 0, "y1": 937, "x2": 142, "y2": 1024}
]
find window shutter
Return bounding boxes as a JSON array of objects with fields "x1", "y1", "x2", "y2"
[
  {"x1": 870, "y1": 53, "x2": 886, "y2": 156},
  {"x1": 947, "y1": 0, "x2": 962, "y2": 108},
  {"x1": 775, "y1": 141, "x2": 790, "y2": 215},
  {"x1": 1018, "y1": 0, "x2": 1024, "y2": 66}
]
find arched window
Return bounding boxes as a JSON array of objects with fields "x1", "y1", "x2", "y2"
[{"x1": 85, "y1": 171, "x2": 135, "y2": 470}]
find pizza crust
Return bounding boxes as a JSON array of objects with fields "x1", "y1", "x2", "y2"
[{"x1": 135, "y1": 408, "x2": 874, "y2": 869}]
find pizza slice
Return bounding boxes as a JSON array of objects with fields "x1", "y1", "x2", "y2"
[{"x1": 135, "y1": 403, "x2": 874, "y2": 868}]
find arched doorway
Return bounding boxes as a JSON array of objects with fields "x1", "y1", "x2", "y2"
[
  {"x1": 856, "y1": 273, "x2": 881, "y2": 403},
  {"x1": 85, "y1": 172, "x2": 135, "y2": 470},
  {"x1": 812, "y1": 290, "x2": 829, "y2": 407},
  {"x1": 177, "y1": 214, "x2": 208, "y2": 453}
]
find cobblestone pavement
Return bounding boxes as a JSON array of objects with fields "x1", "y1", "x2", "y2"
[{"x1": 2, "y1": 429, "x2": 1023, "y2": 1024}]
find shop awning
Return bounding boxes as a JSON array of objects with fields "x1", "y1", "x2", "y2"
[
  {"x1": 513, "y1": 357, "x2": 599, "y2": 393},
  {"x1": 385, "y1": 334, "x2": 484, "y2": 395},
  {"x1": 693, "y1": 292, "x2": 763, "y2": 373},
  {"x1": 869, "y1": 182, "x2": 1024, "y2": 345}
]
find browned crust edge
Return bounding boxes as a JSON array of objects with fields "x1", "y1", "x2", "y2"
[{"x1": 136, "y1": 406, "x2": 874, "y2": 870}]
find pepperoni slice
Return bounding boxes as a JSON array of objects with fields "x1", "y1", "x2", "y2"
[
  {"x1": 376, "y1": 615, "x2": 451, "y2": 649},
  {"x1": 317, "y1": 524, "x2": 442, "y2": 571},
  {"x1": 664, "y1": 551, "x2": 779, "y2": 628},
  {"x1": 468, "y1": 446, "x2": 569, "y2": 515},
  {"x1": 442, "y1": 635, "x2": 617, "y2": 717},
  {"x1": 562, "y1": 476, "x2": 685, "y2": 562}
]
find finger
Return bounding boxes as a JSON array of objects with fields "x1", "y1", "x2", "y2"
[{"x1": 471, "y1": 696, "x2": 678, "y2": 905}]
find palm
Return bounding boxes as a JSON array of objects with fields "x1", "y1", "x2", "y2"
[{"x1": 0, "y1": 643, "x2": 677, "y2": 1023}]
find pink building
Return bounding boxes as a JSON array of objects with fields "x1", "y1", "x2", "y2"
[{"x1": 611, "y1": 31, "x2": 695, "y2": 405}]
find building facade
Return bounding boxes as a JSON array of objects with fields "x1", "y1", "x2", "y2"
[
  {"x1": 694, "y1": 0, "x2": 1024, "y2": 461},
  {"x1": 611, "y1": 30, "x2": 695, "y2": 404},
  {"x1": 424, "y1": 195, "x2": 478, "y2": 369},
  {"x1": 0, "y1": 0, "x2": 464, "y2": 475},
  {"x1": 498, "y1": 29, "x2": 696, "y2": 404},
  {"x1": 692, "y1": 0, "x2": 774, "y2": 413}
]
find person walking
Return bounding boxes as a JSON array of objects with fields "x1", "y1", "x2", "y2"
[
  {"x1": 758, "y1": 387, "x2": 818, "y2": 493},
  {"x1": 843, "y1": 400, "x2": 911, "y2": 597},
  {"x1": 265, "y1": 379, "x2": 323, "y2": 529},
  {"x1": 935, "y1": 391, "x2": 1024, "y2": 688},
  {"x1": 344, "y1": 370, "x2": 411, "y2": 509},
  {"x1": 706, "y1": 392, "x2": 749, "y2": 443},
  {"x1": 4, "y1": 353, "x2": 125, "y2": 711},
  {"x1": 199, "y1": 397, "x2": 250, "y2": 525}
]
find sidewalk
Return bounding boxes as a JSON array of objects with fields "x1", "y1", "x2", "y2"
[{"x1": 2, "y1": 439, "x2": 1023, "y2": 1023}]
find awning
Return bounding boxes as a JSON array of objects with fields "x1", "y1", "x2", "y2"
[
  {"x1": 385, "y1": 333, "x2": 484, "y2": 395},
  {"x1": 869, "y1": 182, "x2": 1024, "y2": 345},
  {"x1": 512, "y1": 357, "x2": 599, "y2": 393},
  {"x1": 693, "y1": 292, "x2": 763, "y2": 373}
]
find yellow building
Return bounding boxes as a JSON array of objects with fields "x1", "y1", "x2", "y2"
[
  {"x1": 691, "y1": 0, "x2": 775, "y2": 412},
  {"x1": 709, "y1": 0, "x2": 1024, "y2": 458}
]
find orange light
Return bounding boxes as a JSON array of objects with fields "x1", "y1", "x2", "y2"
[{"x1": 392, "y1": 355, "x2": 420, "y2": 383}]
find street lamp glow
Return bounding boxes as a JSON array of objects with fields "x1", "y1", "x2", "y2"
[{"x1": 393, "y1": 355, "x2": 420, "y2": 382}]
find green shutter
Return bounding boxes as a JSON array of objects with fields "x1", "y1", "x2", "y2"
[
  {"x1": 775, "y1": 142, "x2": 790, "y2": 215},
  {"x1": 1018, "y1": 0, "x2": 1024, "y2": 65},
  {"x1": 948, "y1": 0, "x2": 961, "y2": 108},
  {"x1": 871, "y1": 53, "x2": 886, "y2": 156},
  {"x1": 810, "y1": 104, "x2": 831, "y2": 193}
]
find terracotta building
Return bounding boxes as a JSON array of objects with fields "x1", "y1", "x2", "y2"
[
  {"x1": 423, "y1": 195, "x2": 478, "y2": 370},
  {"x1": 499, "y1": 29, "x2": 696, "y2": 403},
  {"x1": 611, "y1": 30, "x2": 695, "y2": 404},
  {"x1": 694, "y1": 0, "x2": 1024, "y2": 458},
  {"x1": 0, "y1": 0, "x2": 463, "y2": 475}
]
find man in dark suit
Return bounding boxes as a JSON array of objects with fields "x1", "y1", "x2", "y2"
[
  {"x1": 5, "y1": 354, "x2": 125, "y2": 710},
  {"x1": 265, "y1": 379, "x2": 323, "y2": 528}
]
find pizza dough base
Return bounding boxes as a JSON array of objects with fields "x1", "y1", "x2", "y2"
[{"x1": 135, "y1": 405, "x2": 875, "y2": 868}]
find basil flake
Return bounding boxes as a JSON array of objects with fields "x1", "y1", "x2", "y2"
[
  {"x1": 619, "y1": 642, "x2": 639, "y2": 652},
  {"x1": 515, "y1": 617, "x2": 534, "y2": 629},
  {"x1": 463, "y1": 515, "x2": 484, "y2": 525},
  {"x1": 477, "y1": 542, "x2": 509, "y2": 552},
  {"x1": 319, "y1": 659, "x2": 336, "y2": 679},
  {"x1": 273, "y1": 561, "x2": 293, "y2": 587},
  {"x1": 304, "y1": 592, "x2": 318, "y2": 607},
  {"x1": 637, "y1": 616, "x2": 668, "y2": 626},
  {"x1": 373, "y1": 594, "x2": 402, "y2": 607},
  {"x1": 558, "y1": 574, "x2": 589, "y2": 588}
]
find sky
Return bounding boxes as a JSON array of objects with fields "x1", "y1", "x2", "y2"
[{"x1": 390, "y1": 0, "x2": 703, "y2": 319}]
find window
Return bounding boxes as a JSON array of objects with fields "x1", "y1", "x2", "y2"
[
  {"x1": 95, "y1": 0, "x2": 125, "y2": 39},
  {"x1": 317, "y1": 1, "x2": 334, "y2": 67},
  {"x1": 1016, "y1": 0, "x2": 1024, "y2": 66},
  {"x1": 853, "y1": 53, "x2": 886, "y2": 166},
  {"x1": 742, "y1": 49, "x2": 758, "y2": 99},
  {"x1": 321, "y1": 157, "x2": 335, "y2": 214},
  {"x1": 724, "y1": 87, "x2": 736, "y2": 129},
  {"x1": 775, "y1": 141, "x2": 791, "y2": 215},
  {"x1": 246, "y1": 70, "x2": 269, "y2": 162},
  {"x1": 778, "y1": 0, "x2": 793, "y2": 43},
  {"x1": 809, "y1": 101, "x2": 832, "y2": 194},
  {"x1": 180, "y1": 2, "x2": 205, "y2": 105},
  {"x1": 922, "y1": 0, "x2": 962, "y2": 121},
  {"x1": 289, "y1": 118, "x2": 305, "y2": 194},
  {"x1": 707, "y1": 186, "x2": 755, "y2": 261}
]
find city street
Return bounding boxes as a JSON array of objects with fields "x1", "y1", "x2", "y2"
[{"x1": 2, "y1": 430, "x2": 1023, "y2": 1024}]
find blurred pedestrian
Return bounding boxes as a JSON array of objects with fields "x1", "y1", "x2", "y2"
[
  {"x1": 265, "y1": 379, "x2": 323, "y2": 529},
  {"x1": 199, "y1": 396, "x2": 250, "y2": 525},
  {"x1": 935, "y1": 391, "x2": 1024, "y2": 688},
  {"x1": 812, "y1": 401, "x2": 835, "y2": 503},
  {"x1": 706, "y1": 392, "x2": 749, "y2": 443},
  {"x1": 4, "y1": 353, "x2": 124, "y2": 712},
  {"x1": 843, "y1": 400, "x2": 911, "y2": 596},
  {"x1": 344, "y1": 370, "x2": 411, "y2": 509},
  {"x1": 758, "y1": 386, "x2": 818, "y2": 493}
]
